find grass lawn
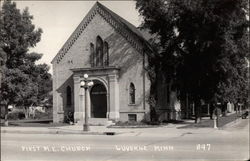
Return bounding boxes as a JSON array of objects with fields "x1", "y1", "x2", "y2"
[
  {"x1": 178, "y1": 112, "x2": 242, "y2": 128},
  {"x1": 0, "y1": 119, "x2": 68, "y2": 127}
]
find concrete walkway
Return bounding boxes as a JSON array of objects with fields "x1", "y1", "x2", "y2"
[
  {"x1": 1, "y1": 118, "x2": 240, "y2": 137},
  {"x1": 1, "y1": 111, "x2": 245, "y2": 137}
]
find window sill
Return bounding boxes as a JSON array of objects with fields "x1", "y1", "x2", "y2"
[{"x1": 128, "y1": 104, "x2": 136, "y2": 106}]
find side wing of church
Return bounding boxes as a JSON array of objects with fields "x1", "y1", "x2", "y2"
[{"x1": 51, "y1": 2, "x2": 153, "y2": 123}]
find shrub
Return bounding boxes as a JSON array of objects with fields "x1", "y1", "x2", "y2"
[
  {"x1": 34, "y1": 109, "x2": 52, "y2": 119},
  {"x1": 64, "y1": 112, "x2": 74, "y2": 123},
  {"x1": 7, "y1": 111, "x2": 25, "y2": 120},
  {"x1": 1, "y1": 106, "x2": 6, "y2": 119}
]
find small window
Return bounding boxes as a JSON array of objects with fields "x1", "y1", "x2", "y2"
[
  {"x1": 66, "y1": 86, "x2": 72, "y2": 106},
  {"x1": 128, "y1": 114, "x2": 137, "y2": 122},
  {"x1": 129, "y1": 83, "x2": 135, "y2": 104}
]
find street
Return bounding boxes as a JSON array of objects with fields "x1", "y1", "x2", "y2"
[{"x1": 1, "y1": 119, "x2": 249, "y2": 161}]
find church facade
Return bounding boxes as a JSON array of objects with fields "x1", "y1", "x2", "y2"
[
  {"x1": 52, "y1": 2, "x2": 186, "y2": 123},
  {"x1": 51, "y1": 2, "x2": 154, "y2": 123}
]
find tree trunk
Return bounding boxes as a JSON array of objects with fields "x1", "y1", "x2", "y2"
[
  {"x1": 33, "y1": 108, "x2": 36, "y2": 119},
  {"x1": 209, "y1": 103, "x2": 214, "y2": 119},
  {"x1": 194, "y1": 99, "x2": 201, "y2": 123},
  {"x1": 4, "y1": 104, "x2": 8, "y2": 126},
  {"x1": 24, "y1": 107, "x2": 29, "y2": 119}
]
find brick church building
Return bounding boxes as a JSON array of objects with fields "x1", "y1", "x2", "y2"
[{"x1": 52, "y1": 2, "x2": 182, "y2": 123}]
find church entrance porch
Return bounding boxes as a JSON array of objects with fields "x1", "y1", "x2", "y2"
[
  {"x1": 72, "y1": 66, "x2": 120, "y2": 123},
  {"x1": 90, "y1": 81, "x2": 107, "y2": 118}
]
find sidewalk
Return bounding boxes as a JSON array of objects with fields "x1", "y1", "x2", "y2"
[
  {"x1": 1, "y1": 125, "x2": 122, "y2": 135},
  {"x1": 1, "y1": 112, "x2": 243, "y2": 137},
  {"x1": 0, "y1": 122, "x2": 219, "y2": 137}
]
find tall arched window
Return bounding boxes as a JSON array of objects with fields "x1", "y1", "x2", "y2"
[
  {"x1": 104, "y1": 41, "x2": 109, "y2": 66},
  {"x1": 96, "y1": 36, "x2": 103, "y2": 66},
  {"x1": 129, "y1": 83, "x2": 135, "y2": 104},
  {"x1": 90, "y1": 43, "x2": 95, "y2": 67},
  {"x1": 66, "y1": 86, "x2": 72, "y2": 106}
]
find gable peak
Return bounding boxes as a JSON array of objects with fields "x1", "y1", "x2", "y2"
[{"x1": 52, "y1": 1, "x2": 153, "y2": 64}]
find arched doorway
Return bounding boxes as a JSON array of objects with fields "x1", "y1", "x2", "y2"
[{"x1": 90, "y1": 81, "x2": 107, "y2": 118}]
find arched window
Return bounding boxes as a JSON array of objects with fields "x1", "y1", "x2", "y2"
[
  {"x1": 66, "y1": 86, "x2": 72, "y2": 106},
  {"x1": 129, "y1": 83, "x2": 135, "y2": 104},
  {"x1": 103, "y1": 41, "x2": 109, "y2": 66},
  {"x1": 90, "y1": 43, "x2": 95, "y2": 67},
  {"x1": 96, "y1": 36, "x2": 103, "y2": 66}
]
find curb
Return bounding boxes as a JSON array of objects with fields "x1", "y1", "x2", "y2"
[
  {"x1": 1, "y1": 129, "x2": 116, "y2": 135},
  {"x1": 107, "y1": 125, "x2": 165, "y2": 128}
]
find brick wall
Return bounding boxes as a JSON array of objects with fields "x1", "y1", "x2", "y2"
[{"x1": 52, "y1": 13, "x2": 150, "y2": 122}]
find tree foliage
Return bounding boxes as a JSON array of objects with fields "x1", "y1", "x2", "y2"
[
  {"x1": 0, "y1": 0, "x2": 52, "y2": 123},
  {"x1": 1, "y1": 1, "x2": 42, "y2": 69},
  {"x1": 136, "y1": 0, "x2": 249, "y2": 114}
]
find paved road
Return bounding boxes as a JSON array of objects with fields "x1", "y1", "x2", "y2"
[{"x1": 1, "y1": 119, "x2": 249, "y2": 161}]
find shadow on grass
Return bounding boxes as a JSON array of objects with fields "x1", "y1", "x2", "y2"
[
  {"x1": 109, "y1": 119, "x2": 194, "y2": 128},
  {"x1": 0, "y1": 119, "x2": 69, "y2": 127},
  {"x1": 161, "y1": 120, "x2": 186, "y2": 124},
  {"x1": 177, "y1": 113, "x2": 241, "y2": 129}
]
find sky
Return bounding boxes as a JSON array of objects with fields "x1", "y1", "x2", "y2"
[{"x1": 13, "y1": 0, "x2": 142, "y2": 73}]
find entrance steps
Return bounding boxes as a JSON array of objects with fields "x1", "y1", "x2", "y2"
[{"x1": 76, "y1": 118, "x2": 115, "y2": 126}]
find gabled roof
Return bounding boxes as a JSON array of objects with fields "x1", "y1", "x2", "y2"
[{"x1": 52, "y1": 2, "x2": 154, "y2": 64}]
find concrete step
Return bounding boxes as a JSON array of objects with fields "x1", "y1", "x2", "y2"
[{"x1": 77, "y1": 118, "x2": 114, "y2": 126}]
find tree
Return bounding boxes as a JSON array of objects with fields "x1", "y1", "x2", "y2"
[
  {"x1": 0, "y1": 0, "x2": 46, "y2": 125},
  {"x1": 0, "y1": 47, "x2": 7, "y2": 87},
  {"x1": 14, "y1": 52, "x2": 52, "y2": 118},
  {"x1": 35, "y1": 63, "x2": 52, "y2": 107},
  {"x1": 136, "y1": 0, "x2": 249, "y2": 122},
  {"x1": 136, "y1": 0, "x2": 181, "y2": 121}
]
